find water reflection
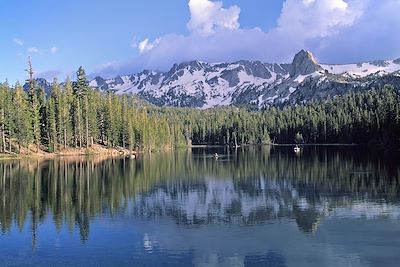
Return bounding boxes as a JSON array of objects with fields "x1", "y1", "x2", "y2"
[{"x1": 0, "y1": 146, "x2": 400, "y2": 266}]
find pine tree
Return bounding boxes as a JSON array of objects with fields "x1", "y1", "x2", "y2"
[
  {"x1": 0, "y1": 83, "x2": 7, "y2": 152},
  {"x1": 71, "y1": 94, "x2": 82, "y2": 148},
  {"x1": 3, "y1": 83, "x2": 14, "y2": 153},
  {"x1": 48, "y1": 79, "x2": 61, "y2": 152},
  {"x1": 74, "y1": 67, "x2": 90, "y2": 148},
  {"x1": 47, "y1": 97, "x2": 57, "y2": 152},
  {"x1": 36, "y1": 86, "x2": 47, "y2": 145},
  {"x1": 13, "y1": 83, "x2": 32, "y2": 153},
  {"x1": 121, "y1": 97, "x2": 130, "y2": 148},
  {"x1": 60, "y1": 78, "x2": 74, "y2": 148},
  {"x1": 25, "y1": 57, "x2": 41, "y2": 153},
  {"x1": 87, "y1": 89, "x2": 99, "y2": 147}
]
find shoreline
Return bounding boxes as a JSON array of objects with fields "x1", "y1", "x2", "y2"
[
  {"x1": 269, "y1": 143, "x2": 359, "y2": 147},
  {"x1": 0, "y1": 145, "x2": 136, "y2": 161},
  {"x1": 1, "y1": 143, "x2": 391, "y2": 160},
  {"x1": 190, "y1": 143, "x2": 360, "y2": 148}
]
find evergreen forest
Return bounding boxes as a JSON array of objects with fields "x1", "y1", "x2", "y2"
[{"x1": 1, "y1": 65, "x2": 400, "y2": 154}]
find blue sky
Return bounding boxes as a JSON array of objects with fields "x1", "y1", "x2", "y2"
[{"x1": 1, "y1": 0, "x2": 400, "y2": 83}]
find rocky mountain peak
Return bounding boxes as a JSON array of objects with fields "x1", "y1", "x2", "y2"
[
  {"x1": 290, "y1": 50, "x2": 322, "y2": 77},
  {"x1": 26, "y1": 50, "x2": 400, "y2": 109},
  {"x1": 175, "y1": 60, "x2": 209, "y2": 73}
]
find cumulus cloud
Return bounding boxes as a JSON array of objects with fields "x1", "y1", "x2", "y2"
[
  {"x1": 274, "y1": 0, "x2": 363, "y2": 41},
  {"x1": 132, "y1": 29, "x2": 272, "y2": 71},
  {"x1": 50, "y1": 46, "x2": 58, "y2": 54},
  {"x1": 135, "y1": 0, "x2": 240, "y2": 55},
  {"x1": 312, "y1": 0, "x2": 400, "y2": 63},
  {"x1": 262, "y1": 0, "x2": 367, "y2": 61},
  {"x1": 95, "y1": 0, "x2": 400, "y2": 78},
  {"x1": 187, "y1": 0, "x2": 240, "y2": 35},
  {"x1": 13, "y1": 38, "x2": 24, "y2": 46},
  {"x1": 27, "y1": 47, "x2": 39, "y2": 53},
  {"x1": 138, "y1": 38, "x2": 160, "y2": 53}
]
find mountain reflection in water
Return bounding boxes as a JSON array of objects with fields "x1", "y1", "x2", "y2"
[{"x1": 0, "y1": 146, "x2": 399, "y2": 267}]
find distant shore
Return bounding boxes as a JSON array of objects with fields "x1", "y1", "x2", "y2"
[
  {"x1": 190, "y1": 143, "x2": 359, "y2": 148},
  {"x1": 269, "y1": 143, "x2": 359, "y2": 146},
  {"x1": 0, "y1": 143, "x2": 388, "y2": 161}
]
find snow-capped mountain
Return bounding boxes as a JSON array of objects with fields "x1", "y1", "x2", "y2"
[{"x1": 88, "y1": 50, "x2": 400, "y2": 108}]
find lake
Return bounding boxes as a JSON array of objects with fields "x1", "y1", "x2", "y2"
[{"x1": 0, "y1": 146, "x2": 399, "y2": 267}]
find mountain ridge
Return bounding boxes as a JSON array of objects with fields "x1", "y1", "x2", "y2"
[{"x1": 31, "y1": 50, "x2": 400, "y2": 109}]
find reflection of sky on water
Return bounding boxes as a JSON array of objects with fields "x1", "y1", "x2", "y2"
[
  {"x1": 108, "y1": 211, "x2": 396, "y2": 267},
  {"x1": 3, "y1": 211, "x2": 398, "y2": 267},
  {"x1": 131, "y1": 176, "x2": 400, "y2": 229},
  {"x1": 1, "y1": 146, "x2": 400, "y2": 266},
  {"x1": 121, "y1": 174, "x2": 400, "y2": 266}
]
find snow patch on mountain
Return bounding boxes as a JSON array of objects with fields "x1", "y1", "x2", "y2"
[
  {"x1": 321, "y1": 60, "x2": 400, "y2": 78},
  {"x1": 87, "y1": 50, "x2": 400, "y2": 109}
]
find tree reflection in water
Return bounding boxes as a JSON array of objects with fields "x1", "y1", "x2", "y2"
[{"x1": 1, "y1": 146, "x2": 399, "y2": 244}]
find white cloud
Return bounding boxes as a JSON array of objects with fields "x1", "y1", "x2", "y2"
[
  {"x1": 138, "y1": 38, "x2": 160, "y2": 53},
  {"x1": 133, "y1": 0, "x2": 241, "y2": 53},
  {"x1": 261, "y1": 0, "x2": 366, "y2": 60},
  {"x1": 312, "y1": 0, "x2": 400, "y2": 63},
  {"x1": 50, "y1": 46, "x2": 58, "y2": 54},
  {"x1": 138, "y1": 39, "x2": 153, "y2": 53},
  {"x1": 27, "y1": 47, "x2": 39, "y2": 53},
  {"x1": 13, "y1": 38, "x2": 23, "y2": 46},
  {"x1": 97, "y1": 0, "x2": 400, "y2": 78},
  {"x1": 187, "y1": 0, "x2": 240, "y2": 35},
  {"x1": 275, "y1": 0, "x2": 363, "y2": 40},
  {"x1": 134, "y1": 0, "x2": 365, "y2": 66},
  {"x1": 17, "y1": 52, "x2": 23, "y2": 57}
]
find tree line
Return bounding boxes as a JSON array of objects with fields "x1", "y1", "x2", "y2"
[
  {"x1": 1, "y1": 64, "x2": 400, "y2": 154},
  {"x1": 155, "y1": 86, "x2": 400, "y2": 148},
  {"x1": 0, "y1": 64, "x2": 173, "y2": 153}
]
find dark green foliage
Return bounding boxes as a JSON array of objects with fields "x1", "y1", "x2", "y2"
[
  {"x1": 12, "y1": 83, "x2": 32, "y2": 152},
  {"x1": 26, "y1": 58, "x2": 41, "y2": 153},
  {"x1": 1, "y1": 67, "x2": 400, "y2": 154},
  {"x1": 140, "y1": 85, "x2": 400, "y2": 148},
  {"x1": 263, "y1": 86, "x2": 400, "y2": 147}
]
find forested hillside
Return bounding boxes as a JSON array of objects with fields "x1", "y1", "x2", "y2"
[{"x1": 1, "y1": 65, "x2": 400, "y2": 155}]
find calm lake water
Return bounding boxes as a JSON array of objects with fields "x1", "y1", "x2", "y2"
[{"x1": 0, "y1": 146, "x2": 400, "y2": 267}]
